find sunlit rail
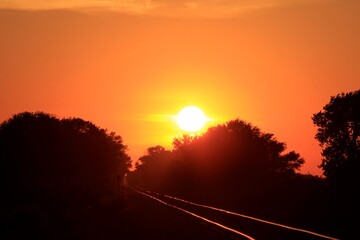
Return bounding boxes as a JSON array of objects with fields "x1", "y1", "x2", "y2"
[
  {"x1": 136, "y1": 187, "x2": 339, "y2": 240},
  {"x1": 133, "y1": 187, "x2": 256, "y2": 240}
]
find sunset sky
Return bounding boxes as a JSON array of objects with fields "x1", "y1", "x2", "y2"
[{"x1": 1, "y1": 0, "x2": 359, "y2": 175}]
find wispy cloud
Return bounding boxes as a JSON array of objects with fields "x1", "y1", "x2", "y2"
[
  {"x1": 0, "y1": 0, "x2": 326, "y2": 17},
  {"x1": 0, "y1": 0, "x2": 155, "y2": 13}
]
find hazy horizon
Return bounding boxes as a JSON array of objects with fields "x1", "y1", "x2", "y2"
[{"x1": 1, "y1": 0, "x2": 360, "y2": 176}]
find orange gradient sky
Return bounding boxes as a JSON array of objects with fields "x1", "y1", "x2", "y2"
[{"x1": 1, "y1": 0, "x2": 359, "y2": 175}]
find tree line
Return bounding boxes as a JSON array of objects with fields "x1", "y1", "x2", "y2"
[
  {"x1": 0, "y1": 89, "x2": 358, "y2": 239},
  {"x1": 128, "y1": 89, "x2": 359, "y2": 238}
]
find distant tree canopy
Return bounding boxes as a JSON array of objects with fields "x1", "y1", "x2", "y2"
[
  {"x1": 128, "y1": 146, "x2": 173, "y2": 190},
  {"x1": 0, "y1": 112, "x2": 130, "y2": 208},
  {"x1": 187, "y1": 119, "x2": 303, "y2": 173},
  {"x1": 312, "y1": 90, "x2": 360, "y2": 184},
  {"x1": 128, "y1": 119, "x2": 304, "y2": 191},
  {"x1": 128, "y1": 118, "x2": 356, "y2": 239}
]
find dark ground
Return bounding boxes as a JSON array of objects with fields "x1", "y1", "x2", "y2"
[
  {"x1": 1, "y1": 188, "x2": 231, "y2": 240},
  {"x1": 1, "y1": 187, "x2": 346, "y2": 240},
  {"x1": 118, "y1": 187, "x2": 237, "y2": 240}
]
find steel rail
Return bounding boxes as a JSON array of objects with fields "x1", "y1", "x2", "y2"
[
  {"x1": 133, "y1": 187, "x2": 255, "y2": 240},
  {"x1": 138, "y1": 188, "x2": 339, "y2": 240}
]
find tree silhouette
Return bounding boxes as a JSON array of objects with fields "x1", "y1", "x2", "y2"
[
  {"x1": 0, "y1": 112, "x2": 130, "y2": 238},
  {"x1": 129, "y1": 118, "x2": 305, "y2": 195},
  {"x1": 312, "y1": 90, "x2": 360, "y2": 184},
  {"x1": 312, "y1": 90, "x2": 360, "y2": 238},
  {"x1": 173, "y1": 119, "x2": 304, "y2": 181},
  {"x1": 128, "y1": 145, "x2": 172, "y2": 190}
]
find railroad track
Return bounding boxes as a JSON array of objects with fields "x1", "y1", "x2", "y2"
[{"x1": 132, "y1": 187, "x2": 340, "y2": 240}]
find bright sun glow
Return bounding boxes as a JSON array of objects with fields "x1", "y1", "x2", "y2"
[{"x1": 176, "y1": 106, "x2": 207, "y2": 132}]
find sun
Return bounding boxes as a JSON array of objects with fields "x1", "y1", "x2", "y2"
[{"x1": 176, "y1": 106, "x2": 207, "y2": 132}]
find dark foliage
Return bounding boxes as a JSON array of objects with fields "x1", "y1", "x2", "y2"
[
  {"x1": 0, "y1": 112, "x2": 130, "y2": 239},
  {"x1": 128, "y1": 145, "x2": 173, "y2": 191},
  {"x1": 312, "y1": 90, "x2": 360, "y2": 185},
  {"x1": 312, "y1": 90, "x2": 360, "y2": 238},
  {"x1": 128, "y1": 118, "x2": 354, "y2": 238},
  {"x1": 128, "y1": 119, "x2": 309, "y2": 217},
  {"x1": 129, "y1": 119, "x2": 305, "y2": 190}
]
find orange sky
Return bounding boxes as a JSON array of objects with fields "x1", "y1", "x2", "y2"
[{"x1": 1, "y1": 0, "x2": 359, "y2": 175}]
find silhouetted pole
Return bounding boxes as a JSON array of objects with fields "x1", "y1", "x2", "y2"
[{"x1": 117, "y1": 175, "x2": 120, "y2": 195}]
